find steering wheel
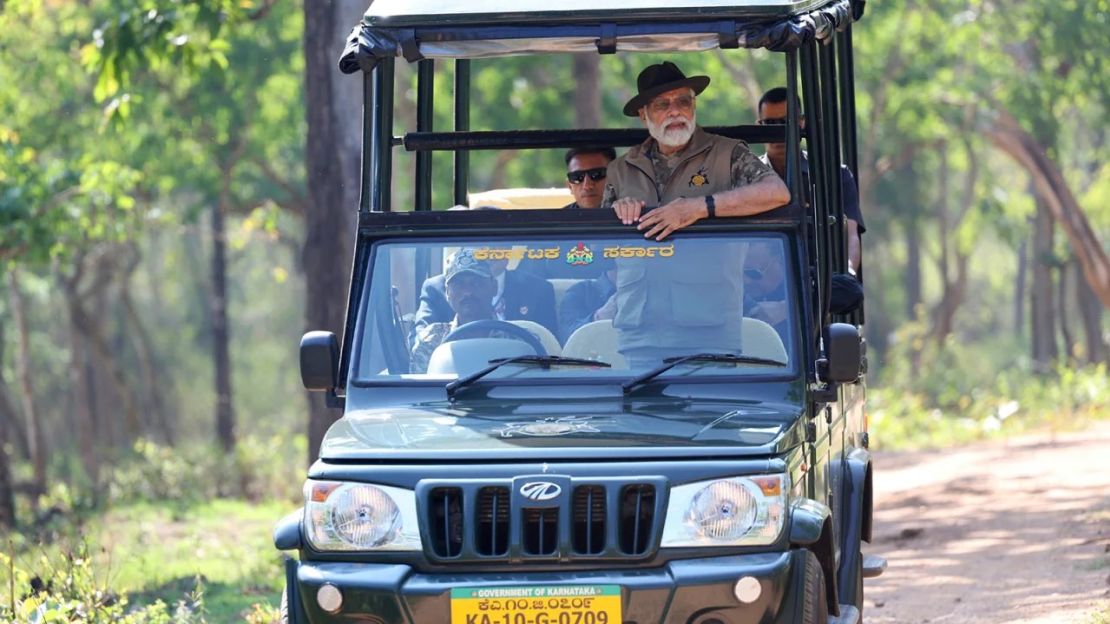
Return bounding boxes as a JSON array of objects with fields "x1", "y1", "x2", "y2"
[{"x1": 441, "y1": 320, "x2": 547, "y2": 356}]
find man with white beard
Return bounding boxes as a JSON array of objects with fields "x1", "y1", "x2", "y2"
[
  {"x1": 604, "y1": 61, "x2": 790, "y2": 240},
  {"x1": 601, "y1": 62, "x2": 791, "y2": 368}
]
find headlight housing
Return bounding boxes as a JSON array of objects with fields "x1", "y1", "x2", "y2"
[
  {"x1": 304, "y1": 481, "x2": 421, "y2": 552},
  {"x1": 660, "y1": 474, "x2": 787, "y2": 547}
]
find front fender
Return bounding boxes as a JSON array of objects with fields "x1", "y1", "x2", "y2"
[
  {"x1": 789, "y1": 497, "x2": 830, "y2": 546},
  {"x1": 274, "y1": 509, "x2": 304, "y2": 551}
]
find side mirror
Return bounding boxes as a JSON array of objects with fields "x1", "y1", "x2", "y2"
[
  {"x1": 300, "y1": 331, "x2": 339, "y2": 392},
  {"x1": 820, "y1": 323, "x2": 862, "y2": 384}
]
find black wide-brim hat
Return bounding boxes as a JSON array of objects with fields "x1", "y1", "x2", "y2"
[{"x1": 623, "y1": 61, "x2": 710, "y2": 117}]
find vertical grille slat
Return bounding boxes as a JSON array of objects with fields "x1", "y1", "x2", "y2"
[
  {"x1": 429, "y1": 487, "x2": 463, "y2": 558},
  {"x1": 572, "y1": 485, "x2": 606, "y2": 555},
  {"x1": 619, "y1": 484, "x2": 656, "y2": 555},
  {"x1": 476, "y1": 486, "x2": 510, "y2": 556}
]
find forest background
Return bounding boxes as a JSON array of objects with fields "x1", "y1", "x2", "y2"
[{"x1": 0, "y1": 0, "x2": 1107, "y2": 621}]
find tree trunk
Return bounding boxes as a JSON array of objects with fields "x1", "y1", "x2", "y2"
[
  {"x1": 0, "y1": 317, "x2": 18, "y2": 526},
  {"x1": 120, "y1": 284, "x2": 174, "y2": 444},
  {"x1": 573, "y1": 54, "x2": 601, "y2": 129},
  {"x1": 303, "y1": 1, "x2": 361, "y2": 464},
  {"x1": 1030, "y1": 198, "x2": 1058, "y2": 368},
  {"x1": 1076, "y1": 263, "x2": 1107, "y2": 364},
  {"x1": 0, "y1": 387, "x2": 14, "y2": 527},
  {"x1": 1014, "y1": 233, "x2": 1028, "y2": 337},
  {"x1": 904, "y1": 216, "x2": 922, "y2": 320},
  {"x1": 984, "y1": 110, "x2": 1110, "y2": 310},
  {"x1": 211, "y1": 202, "x2": 236, "y2": 453},
  {"x1": 68, "y1": 316, "x2": 100, "y2": 492},
  {"x1": 1058, "y1": 261, "x2": 1076, "y2": 363},
  {"x1": 6, "y1": 270, "x2": 46, "y2": 501}
]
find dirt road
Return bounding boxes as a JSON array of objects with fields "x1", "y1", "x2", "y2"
[{"x1": 863, "y1": 422, "x2": 1110, "y2": 623}]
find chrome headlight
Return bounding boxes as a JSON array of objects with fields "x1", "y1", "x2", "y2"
[
  {"x1": 304, "y1": 481, "x2": 421, "y2": 552},
  {"x1": 660, "y1": 474, "x2": 787, "y2": 547}
]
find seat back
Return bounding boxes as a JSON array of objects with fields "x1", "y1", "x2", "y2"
[
  {"x1": 741, "y1": 317, "x2": 787, "y2": 362},
  {"x1": 508, "y1": 320, "x2": 562, "y2": 356},
  {"x1": 562, "y1": 320, "x2": 628, "y2": 368},
  {"x1": 548, "y1": 278, "x2": 581, "y2": 311}
]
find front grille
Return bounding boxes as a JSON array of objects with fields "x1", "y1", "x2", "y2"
[{"x1": 421, "y1": 479, "x2": 661, "y2": 562}]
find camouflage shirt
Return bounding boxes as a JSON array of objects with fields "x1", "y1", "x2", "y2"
[{"x1": 602, "y1": 138, "x2": 775, "y2": 208}]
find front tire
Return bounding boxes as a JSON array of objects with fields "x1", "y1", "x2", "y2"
[{"x1": 802, "y1": 550, "x2": 830, "y2": 624}]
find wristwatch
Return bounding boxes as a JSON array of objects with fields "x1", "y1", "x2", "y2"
[{"x1": 704, "y1": 194, "x2": 716, "y2": 219}]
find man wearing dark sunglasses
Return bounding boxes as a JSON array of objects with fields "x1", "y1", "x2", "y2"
[
  {"x1": 758, "y1": 87, "x2": 865, "y2": 314},
  {"x1": 564, "y1": 146, "x2": 616, "y2": 210}
]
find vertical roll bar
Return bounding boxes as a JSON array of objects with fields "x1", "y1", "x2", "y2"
[
  {"x1": 819, "y1": 39, "x2": 845, "y2": 274},
  {"x1": 784, "y1": 50, "x2": 802, "y2": 209},
  {"x1": 799, "y1": 42, "x2": 830, "y2": 324},
  {"x1": 369, "y1": 57, "x2": 395, "y2": 213},
  {"x1": 415, "y1": 60, "x2": 435, "y2": 212},
  {"x1": 454, "y1": 60, "x2": 471, "y2": 206},
  {"x1": 837, "y1": 25, "x2": 859, "y2": 181},
  {"x1": 360, "y1": 72, "x2": 373, "y2": 214}
]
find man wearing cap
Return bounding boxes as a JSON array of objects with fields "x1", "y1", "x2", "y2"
[
  {"x1": 601, "y1": 62, "x2": 790, "y2": 367},
  {"x1": 604, "y1": 61, "x2": 790, "y2": 239},
  {"x1": 411, "y1": 249, "x2": 507, "y2": 374}
]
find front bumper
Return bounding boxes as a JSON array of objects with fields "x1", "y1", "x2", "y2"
[{"x1": 288, "y1": 550, "x2": 809, "y2": 624}]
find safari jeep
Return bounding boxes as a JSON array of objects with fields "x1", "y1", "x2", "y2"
[{"x1": 274, "y1": 1, "x2": 884, "y2": 622}]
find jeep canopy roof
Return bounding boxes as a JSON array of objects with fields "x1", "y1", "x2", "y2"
[{"x1": 340, "y1": 0, "x2": 862, "y2": 73}]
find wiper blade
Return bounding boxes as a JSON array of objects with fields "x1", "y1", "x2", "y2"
[
  {"x1": 622, "y1": 352, "x2": 786, "y2": 394},
  {"x1": 446, "y1": 355, "x2": 611, "y2": 398}
]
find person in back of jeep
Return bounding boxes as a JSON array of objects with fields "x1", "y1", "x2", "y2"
[
  {"x1": 602, "y1": 62, "x2": 790, "y2": 367},
  {"x1": 605, "y1": 61, "x2": 790, "y2": 239}
]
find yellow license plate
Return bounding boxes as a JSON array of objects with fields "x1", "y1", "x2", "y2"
[{"x1": 450, "y1": 585, "x2": 621, "y2": 624}]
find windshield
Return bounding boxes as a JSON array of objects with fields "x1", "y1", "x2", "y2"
[{"x1": 352, "y1": 232, "x2": 798, "y2": 385}]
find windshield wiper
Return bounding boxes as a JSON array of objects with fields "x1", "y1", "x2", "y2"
[
  {"x1": 446, "y1": 355, "x2": 611, "y2": 398},
  {"x1": 622, "y1": 352, "x2": 787, "y2": 394}
]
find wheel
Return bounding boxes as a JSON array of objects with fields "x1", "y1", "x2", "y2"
[
  {"x1": 441, "y1": 319, "x2": 547, "y2": 355},
  {"x1": 802, "y1": 550, "x2": 830, "y2": 624}
]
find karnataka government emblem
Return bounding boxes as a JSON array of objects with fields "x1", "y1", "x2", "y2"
[
  {"x1": 497, "y1": 416, "x2": 609, "y2": 438},
  {"x1": 689, "y1": 167, "x2": 710, "y2": 187},
  {"x1": 565, "y1": 242, "x2": 594, "y2": 266}
]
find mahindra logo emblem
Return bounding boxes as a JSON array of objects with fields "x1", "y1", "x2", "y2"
[{"x1": 520, "y1": 481, "x2": 562, "y2": 501}]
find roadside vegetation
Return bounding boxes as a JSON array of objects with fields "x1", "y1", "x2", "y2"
[{"x1": 2, "y1": 435, "x2": 301, "y2": 622}]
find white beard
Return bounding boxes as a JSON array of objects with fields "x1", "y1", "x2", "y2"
[{"x1": 646, "y1": 112, "x2": 696, "y2": 149}]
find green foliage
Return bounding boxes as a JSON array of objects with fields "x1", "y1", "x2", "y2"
[
  {"x1": 0, "y1": 545, "x2": 208, "y2": 623},
  {"x1": 870, "y1": 320, "x2": 1110, "y2": 449},
  {"x1": 106, "y1": 435, "x2": 305, "y2": 508},
  {"x1": 2, "y1": 497, "x2": 291, "y2": 622}
]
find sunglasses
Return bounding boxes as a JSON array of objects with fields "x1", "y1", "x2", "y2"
[
  {"x1": 567, "y1": 167, "x2": 607, "y2": 184},
  {"x1": 757, "y1": 117, "x2": 789, "y2": 126}
]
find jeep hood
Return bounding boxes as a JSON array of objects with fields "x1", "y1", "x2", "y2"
[{"x1": 319, "y1": 398, "x2": 804, "y2": 461}]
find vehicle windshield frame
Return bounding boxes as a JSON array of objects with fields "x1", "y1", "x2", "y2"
[{"x1": 347, "y1": 225, "x2": 803, "y2": 390}]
